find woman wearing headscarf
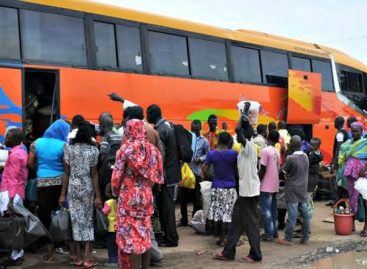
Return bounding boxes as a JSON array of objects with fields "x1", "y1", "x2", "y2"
[
  {"x1": 28, "y1": 119, "x2": 70, "y2": 263},
  {"x1": 338, "y1": 121, "x2": 367, "y2": 236},
  {"x1": 111, "y1": 119, "x2": 164, "y2": 269}
]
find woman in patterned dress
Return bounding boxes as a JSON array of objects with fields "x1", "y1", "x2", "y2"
[
  {"x1": 112, "y1": 119, "x2": 163, "y2": 269},
  {"x1": 203, "y1": 132, "x2": 238, "y2": 246},
  {"x1": 59, "y1": 123, "x2": 102, "y2": 268}
]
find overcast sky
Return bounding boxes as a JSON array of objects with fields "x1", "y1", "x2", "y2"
[{"x1": 94, "y1": 0, "x2": 367, "y2": 66}]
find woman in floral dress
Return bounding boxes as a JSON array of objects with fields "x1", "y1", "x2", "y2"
[
  {"x1": 59, "y1": 123, "x2": 102, "y2": 268},
  {"x1": 112, "y1": 119, "x2": 163, "y2": 269}
]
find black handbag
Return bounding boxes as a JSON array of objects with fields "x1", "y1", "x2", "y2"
[
  {"x1": 94, "y1": 208, "x2": 108, "y2": 236},
  {"x1": 0, "y1": 213, "x2": 25, "y2": 250}
]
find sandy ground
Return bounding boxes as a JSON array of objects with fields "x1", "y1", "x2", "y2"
[{"x1": 6, "y1": 201, "x2": 367, "y2": 269}]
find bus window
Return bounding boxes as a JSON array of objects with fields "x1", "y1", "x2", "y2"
[
  {"x1": 340, "y1": 70, "x2": 363, "y2": 93},
  {"x1": 94, "y1": 22, "x2": 117, "y2": 68},
  {"x1": 291, "y1": 56, "x2": 311, "y2": 72},
  {"x1": 261, "y1": 51, "x2": 288, "y2": 86},
  {"x1": 189, "y1": 38, "x2": 228, "y2": 81},
  {"x1": 312, "y1": 60, "x2": 334, "y2": 91},
  {"x1": 364, "y1": 73, "x2": 367, "y2": 93},
  {"x1": 148, "y1": 31, "x2": 189, "y2": 76},
  {"x1": 21, "y1": 10, "x2": 87, "y2": 66},
  {"x1": 231, "y1": 46, "x2": 262, "y2": 83},
  {"x1": 0, "y1": 7, "x2": 20, "y2": 60},
  {"x1": 116, "y1": 25, "x2": 142, "y2": 72}
]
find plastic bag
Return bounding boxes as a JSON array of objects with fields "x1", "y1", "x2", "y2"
[
  {"x1": 190, "y1": 210, "x2": 206, "y2": 234},
  {"x1": 13, "y1": 203, "x2": 48, "y2": 237},
  {"x1": 355, "y1": 177, "x2": 367, "y2": 200},
  {"x1": 25, "y1": 179, "x2": 38, "y2": 202},
  {"x1": 94, "y1": 208, "x2": 108, "y2": 236},
  {"x1": 179, "y1": 163, "x2": 196, "y2": 189},
  {"x1": 200, "y1": 181, "x2": 212, "y2": 220},
  {"x1": 49, "y1": 207, "x2": 72, "y2": 242}
]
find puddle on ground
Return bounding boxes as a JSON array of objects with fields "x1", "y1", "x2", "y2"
[{"x1": 308, "y1": 251, "x2": 367, "y2": 269}]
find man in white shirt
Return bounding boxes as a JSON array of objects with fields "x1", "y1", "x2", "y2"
[{"x1": 213, "y1": 108, "x2": 262, "y2": 263}]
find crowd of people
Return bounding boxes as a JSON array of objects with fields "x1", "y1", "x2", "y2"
[{"x1": 0, "y1": 95, "x2": 367, "y2": 268}]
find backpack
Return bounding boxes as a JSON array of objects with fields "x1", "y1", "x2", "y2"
[
  {"x1": 99, "y1": 141, "x2": 120, "y2": 188},
  {"x1": 171, "y1": 123, "x2": 193, "y2": 163}
]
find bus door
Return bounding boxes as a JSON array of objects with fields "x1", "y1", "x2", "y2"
[
  {"x1": 286, "y1": 70, "x2": 322, "y2": 124},
  {"x1": 0, "y1": 67, "x2": 22, "y2": 143},
  {"x1": 23, "y1": 69, "x2": 60, "y2": 144}
]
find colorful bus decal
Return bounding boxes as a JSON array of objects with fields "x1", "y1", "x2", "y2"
[{"x1": 0, "y1": 86, "x2": 22, "y2": 142}]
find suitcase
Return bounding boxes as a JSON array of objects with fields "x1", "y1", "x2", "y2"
[{"x1": 0, "y1": 214, "x2": 25, "y2": 250}]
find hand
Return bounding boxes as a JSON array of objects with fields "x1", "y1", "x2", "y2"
[
  {"x1": 58, "y1": 195, "x2": 66, "y2": 207},
  {"x1": 94, "y1": 196, "x2": 102, "y2": 209},
  {"x1": 108, "y1": 92, "x2": 124, "y2": 103}
]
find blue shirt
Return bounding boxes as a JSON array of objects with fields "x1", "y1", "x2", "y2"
[
  {"x1": 35, "y1": 138, "x2": 65, "y2": 178},
  {"x1": 190, "y1": 135, "x2": 209, "y2": 176}
]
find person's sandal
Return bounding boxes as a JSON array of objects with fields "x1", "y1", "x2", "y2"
[
  {"x1": 212, "y1": 252, "x2": 231, "y2": 261},
  {"x1": 239, "y1": 256, "x2": 257, "y2": 263},
  {"x1": 83, "y1": 259, "x2": 97, "y2": 268},
  {"x1": 42, "y1": 255, "x2": 56, "y2": 264}
]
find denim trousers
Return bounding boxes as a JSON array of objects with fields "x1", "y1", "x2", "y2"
[
  {"x1": 260, "y1": 192, "x2": 278, "y2": 240},
  {"x1": 285, "y1": 202, "x2": 310, "y2": 242}
]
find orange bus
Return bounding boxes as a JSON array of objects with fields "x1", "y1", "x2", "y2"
[{"x1": 0, "y1": 0, "x2": 366, "y2": 163}]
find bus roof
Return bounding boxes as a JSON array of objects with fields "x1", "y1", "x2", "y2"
[{"x1": 23, "y1": 0, "x2": 367, "y2": 72}]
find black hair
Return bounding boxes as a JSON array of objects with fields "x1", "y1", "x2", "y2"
[
  {"x1": 334, "y1": 116, "x2": 345, "y2": 128},
  {"x1": 256, "y1": 124, "x2": 267, "y2": 136},
  {"x1": 129, "y1": 106, "x2": 144, "y2": 120},
  {"x1": 207, "y1": 114, "x2": 217, "y2": 122},
  {"x1": 146, "y1": 104, "x2": 162, "y2": 124},
  {"x1": 268, "y1": 122, "x2": 277, "y2": 132},
  {"x1": 6, "y1": 128, "x2": 23, "y2": 145},
  {"x1": 72, "y1": 122, "x2": 95, "y2": 145},
  {"x1": 278, "y1": 121, "x2": 287, "y2": 130},
  {"x1": 218, "y1": 132, "x2": 232, "y2": 146},
  {"x1": 268, "y1": 130, "x2": 280, "y2": 144},
  {"x1": 311, "y1": 137, "x2": 321, "y2": 146},
  {"x1": 192, "y1": 119, "x2": 202, "y2": 127},
  {"x1": 71, "y1": 114, "x2": 85, "y2": 129},
  {"x1": 288, "y1": 126, "x2": 306, "y2": 140},
  {"x1": 347, "y1": 116, "x2": 357, "y2": 128}
]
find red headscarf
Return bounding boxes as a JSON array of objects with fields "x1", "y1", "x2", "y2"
[{"x1": 120, "y1": 119, "x2": 163, "y2": 183}]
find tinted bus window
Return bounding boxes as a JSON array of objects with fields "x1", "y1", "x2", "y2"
[
  {"x1": 189, "y1": 38, "x2": 228, "y2": 81},
  {"x1": 116, "y1": 25, "x2": 142, "y2": 72},
  {"x1": 231, "y1": 46, "x2": 261, "y2": 83},
  {"x1": 21, "y1": 10, "x2": 87, "y2": 66},
  {"x1": 341, "y1": 71, "x2": 363, "y2": 93},
  {"x1": 312, "y1": 60, "x2": 334, "y2": 91},
  {"x1": 261, "y1": 51, "x2": 288, "y2": 86},
  {"x1": 0, "y1": 7, "x2": 20, "y2": 60},
  {"x1": 364, "y1": 73, "x2": 367, "y2": 93},
  {"x1": 148, "y1": 31, "x2": 189, "y2": 76},
  {"x1": 94, "y1": 22, "x2": 117, "y2": 68},
  {"x1": 291, "y1": 56, "x2": 311, "y2": 72}
]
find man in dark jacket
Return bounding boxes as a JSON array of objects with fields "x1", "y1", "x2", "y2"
[{"x1": 147, "y1": 104, "x2": 180, "y2": 247}]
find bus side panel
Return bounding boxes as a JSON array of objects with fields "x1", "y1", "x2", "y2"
[
  {"x1": 58, "y1": 67, "x2": 287, "y2": 128},
  {"x1": 0, "y1": 68, "x2": 22, "y2": 142}
]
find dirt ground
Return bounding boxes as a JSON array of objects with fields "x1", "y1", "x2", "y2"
[{"x1": 8, "y1": 201, "x2": 367, "y2": 269}]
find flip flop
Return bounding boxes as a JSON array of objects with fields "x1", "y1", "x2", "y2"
[
  {"x1": 212, "y1": 252, "x2": 231, "y2": 261},
  {"x1": 42, "y1": 255, "x2": 56, "y2": 264},
  {"x1": 83, "y1": 260, "x2": 98, "y2": 268},
  {"x1": 239, "y1": 256, "x2": 257, "y2": 263}
]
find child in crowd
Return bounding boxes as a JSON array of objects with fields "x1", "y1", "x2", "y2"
[
  {"x1": 203, "y1": 132, "x2": 238, "y2": 247},
  {"x1": 102, "y1": 183, "x2": 118, "y2": 266},
  {"x1": 0, "y1": 128, "x2": 28, "y2": 265},
  {"x1": 278, "y1": 135, "x2": 310, "y2": 246},
  {"x1": 307, "y1": 138, "x2": 323, "y2": 220}
]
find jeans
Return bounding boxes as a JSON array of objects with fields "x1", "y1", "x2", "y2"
[
  {"x1": 150, "y1": 228, "x2": 163, "y2": 262},
  {"x1": 260, "y1": 192, "x2": 278, "y2": 240},
  {"x1": 106, "y1": 232, "x2": 118, "y2": 263},
  {"x1": 285, "y1": 202, "x2": 310, "y2": 242},
  {"x1": 180, "y1": 175, "x2": 202, "y2": 225}
]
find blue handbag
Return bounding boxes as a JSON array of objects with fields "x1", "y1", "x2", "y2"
[{"x1": 25, "y1": 179, "x2": 38, "y2": 202}]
